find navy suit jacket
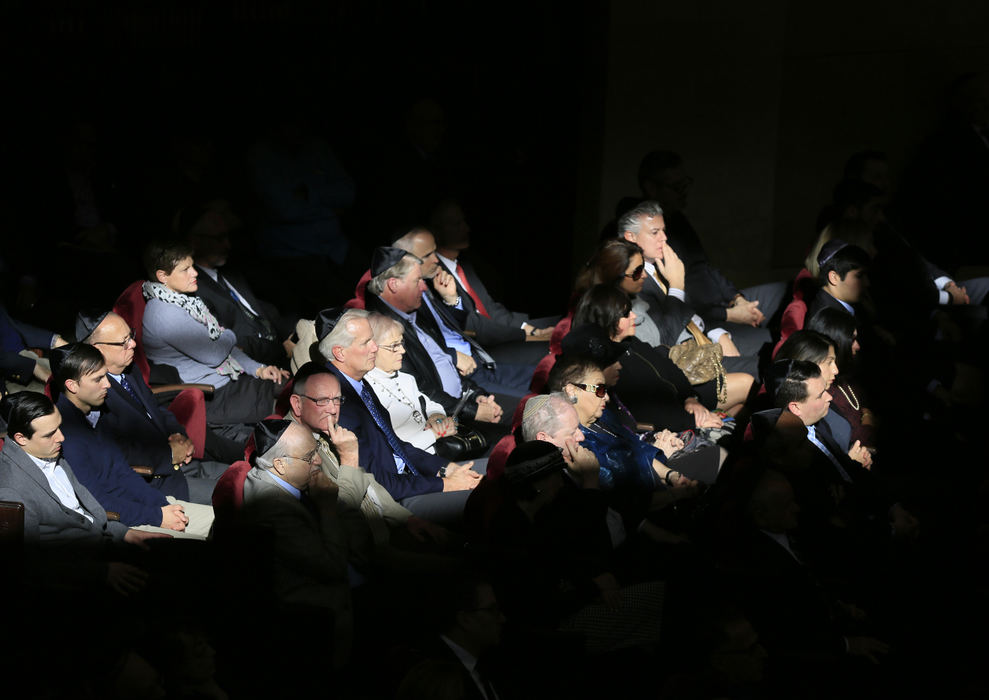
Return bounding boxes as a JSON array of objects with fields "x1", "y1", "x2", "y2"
[
  {"x1": 366, "y1": 292, "x2": 490, "y2": 422},
  {"x1": 326, "y1": 363, "x2": 446, "y2": 501},
  {"x1": 0, "y1": 303, "x2": 55, "y2": 386},
  {"x1": 57, "y1": 394, "x2": 167, "y2": 527},
  {"x1": 93, "y1": 364, "x2": 190, "y2": 500}
]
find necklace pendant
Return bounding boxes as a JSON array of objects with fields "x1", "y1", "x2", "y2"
[{"x1": 412, "y1": 410, "x2": 424, "y2": 425}]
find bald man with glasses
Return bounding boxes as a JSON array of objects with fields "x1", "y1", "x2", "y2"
[
  {"x1": 78, "y1": 309, "x2": 228, "y2": 504},
  {"x1": 287, "y1": 361, "x2": 445, "y2": 560}
]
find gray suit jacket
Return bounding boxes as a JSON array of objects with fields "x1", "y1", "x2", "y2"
[{"x1": 0, "y1": 440, "x2": 128, "y2": 547}]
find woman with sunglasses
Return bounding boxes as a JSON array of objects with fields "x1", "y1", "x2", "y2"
[
  {"x1": 575, "y1": 239, "x2": 759, "y2": 380},
  {"x1": 364, "y1": 313, "x2": 454, "y2": 453},
  {"x1": 574, "y1": 284, "x2": 754, "y2": 431},
  {"x1": 547, "y1": 352, "x2": 697, "y2": 490}
]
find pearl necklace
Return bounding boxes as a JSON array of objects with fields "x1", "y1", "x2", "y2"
[
  {"x1": 366, "y1": 372, "x2": 425, "y2": 425},
  {"x1": 835, "y1": 382, "x2": 860, "y2": 411}
]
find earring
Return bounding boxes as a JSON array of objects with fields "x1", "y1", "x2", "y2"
[{"x1": 567, "y1": 392, "x2": 578, "y2": 404}]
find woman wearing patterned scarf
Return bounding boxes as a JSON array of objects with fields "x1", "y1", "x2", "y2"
[{"x1": 141, "y1": 241, "x2": 288, "y2": 432}]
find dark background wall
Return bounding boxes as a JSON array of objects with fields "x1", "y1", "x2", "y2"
[
  {"x1": 2, "y1": 0, "x2": 987, "y2": 328},
  {"x1": 589, "y1": 0, "x2": 989, "y2": 288}
]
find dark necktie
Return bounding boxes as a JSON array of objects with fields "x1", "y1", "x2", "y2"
[
  {"x1": 360, "y1": 383, "x2": 419, "y2": 475},
  {"x1": 455, "y1": 262, "x2": 491, "y2": 318},
  {"x1": 218, "y1": 273, "x2": 275, "y2": 337},
  {"x1": 117, "y1": 373, "x2": 142, "y2": 405},
  {"x1": 475, "y1": 657, "x2": 499, "y2": 700}
]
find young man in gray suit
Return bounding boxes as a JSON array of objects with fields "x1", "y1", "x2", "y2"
[{"x1": 0, "y1": 391, "x2": 166, "y2": 593}]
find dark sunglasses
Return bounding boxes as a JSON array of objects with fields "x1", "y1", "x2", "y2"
[
  {"x1": 572, "y1": 382, "x2": 608, "y2": 398},
  {"x1": 624, "y1": 264, "x2": 645, "y2": 281}
]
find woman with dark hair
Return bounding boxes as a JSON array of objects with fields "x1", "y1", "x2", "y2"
[
  {"x1": 141, "y1": 240, "x2": 287, "y2": 433},
  {"x1": 805, "y1": 309, "x2": 875, "y2": 448},
  {"x1": 573, "y1": 284, "x2": 753, "y2": 429},
  {"x1": 575, "y1": 239, "x2": 759, "y2": 379},
  {"x1": 775, "y1": 330, "x2": 873, "y2": 467}
]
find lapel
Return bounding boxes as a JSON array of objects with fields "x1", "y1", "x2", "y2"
[
  {"x1": 107, "y1": 368, "x2": 163, "y2": 430},
  {"x1": 2, "y1": 440, "x2": 103, "y2": 523}
]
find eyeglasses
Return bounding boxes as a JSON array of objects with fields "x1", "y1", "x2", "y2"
[
  {"x1": 285, "y1": 451, "x2": 318, "y2": 465},
  {"x1": 571, "y1": 382, "x2": 607, "y2": 398},
  {"x1": 300, "y1": 394, "x2": 345, "y2": 407},
  {"x1": 624, "y1": 264, "x2": 645, "y2": 281},
  {"x1": 93, "y1": 330, "x2": 136, "y2": 347},
  {"x1": 378, "y1": 341, "x2": 405, "y2": 352}
]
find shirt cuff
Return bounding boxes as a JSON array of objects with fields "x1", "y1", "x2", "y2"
[
  {"x1": 934, "y1": 275, "x2": 953, "y2": 291},
  {"x1": 668, "y1": 287, "x2": 686, "y2": 302},
  {"x1": 706, "y1": 328, "x2": 729, "y2": 342},
  {"x1": 938, "y1": 290, "x2": 950, "y2": 305}
]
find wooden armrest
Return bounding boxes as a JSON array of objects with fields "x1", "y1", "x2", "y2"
[
  {"x1": 131, "y1": 466, "x2": 154, "y2": 477},
  {"x1": 636, "y1": 423, "x2": 655, "y2": 432},
  {"x1": 463, "y1": 330, "x2": 476, "y2": 338},
  {"x1": 151, "y1": 383, "x2": 215, "y2": 396},
  {"x1": 106, "y1": 511, "x2": 120, "y2": 521}
]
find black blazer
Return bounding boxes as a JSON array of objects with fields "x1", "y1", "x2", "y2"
[
  {"x1": 194, "y1": 266, "x2": 286, "y2": 366},
  {"x1": 439, "y1": 257, "x2": 529, "y2": 346},
  {"x1": 326, "y1": 363, "x2": 446, "y2": 501},
  {"x1": 94, "y1": 365, "x2": 190, "y2": 500},
  {"x1": 366, "y1": 292, "x2": 489, "y2": 421},
  {"x1": 664, "y1": 210, "x2": 739, "y2": 326}
]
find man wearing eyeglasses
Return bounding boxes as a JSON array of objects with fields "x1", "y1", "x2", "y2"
[
  {"x1": 242, "y1": 418, "x2": 352, "y2": 668},
  {"x1": 287, "y1": 361, "x2": 447, "y2": 561},
  {"x1": 78, "y1": 310, "x2": 228, "y2": 505}
]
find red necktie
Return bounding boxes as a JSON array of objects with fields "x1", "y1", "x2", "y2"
[{"x1": 455, "y1": 262, "x2": 491, "y2": 318}]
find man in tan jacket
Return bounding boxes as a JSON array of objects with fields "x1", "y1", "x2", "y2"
[{"x1": 287, "y1": 361, "x2": 448, "y2": 567}]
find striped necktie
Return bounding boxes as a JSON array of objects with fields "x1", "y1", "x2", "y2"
[{"x1": 360, "y1": 383, "x2": 419, "y2": 476}]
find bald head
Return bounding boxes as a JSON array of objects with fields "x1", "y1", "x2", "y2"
[
  {"x1": 394, "y1": 227, "x2": 441, "y2": 279},
  {"x1": 87, "y1": 312, "x2": 137, "y2": 375}
]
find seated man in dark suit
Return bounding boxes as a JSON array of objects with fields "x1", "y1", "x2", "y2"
[
  {"x1": 734, "y1": 468, "x2": 889, "y2": 687},
  {"x1": 629, "y1": 152, "x2": 787, "y2": 352},
  {"x1": 52, "y1": 343, "x2": 214, "y2": 537},
  {"x1": 318, "y1": 308, "x2": 481, "y2": 525},
  {"x1": 758, "y1": 360, "x2": 916, "y2": 573},
  {"x1": 399, "y1": 574, "x2": 511, "y2": 700},
  {"x1": 620, "y1": 200, "x2": 770, "y2": 357},
  {"x1": 182, "y1": 201, "x2": 297, "y2": 367},
  {"x1": 241, "y1": 418, "x2": 351, "y2": 669},
  {"x1": 79, "y1": 309, "x2": 229, "y2": 503},
  {"x1": 365, "y1": 246, "x2": 511, "y2": 422},
  {"x1": 430, "y1": 199, "x2": 556, "y2": 344},
  {"x1": 807, "y1": 240, "x2": 871, "y2": 321}
]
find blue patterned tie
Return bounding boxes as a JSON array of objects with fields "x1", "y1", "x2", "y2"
[
  {"x1": 117, "y1": 374, "x2": 142, "y2": 405},
  {"x1": 360, "y1": 383, "x2": 419, "y2": 476}
]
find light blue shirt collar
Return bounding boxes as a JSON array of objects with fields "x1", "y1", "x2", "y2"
[{"x1": 267, "y1": 471, "x2": 302, "y2": 500}]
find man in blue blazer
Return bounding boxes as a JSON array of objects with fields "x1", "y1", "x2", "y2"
[
  {"x1": 318, "y1": 308, "x2": 482, "y2": 525},
  {"x1": 52, "y1": 343, "x2": 214, "y2": 537}
]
